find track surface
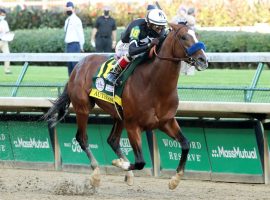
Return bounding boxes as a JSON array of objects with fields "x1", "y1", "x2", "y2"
[{"x1": 0, "y1": 168, "x2": 269, "y2": 200}]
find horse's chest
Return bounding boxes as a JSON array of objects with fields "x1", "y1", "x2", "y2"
[{"x1": 139, "y1": 105, "x2": 177, "y2": 129}]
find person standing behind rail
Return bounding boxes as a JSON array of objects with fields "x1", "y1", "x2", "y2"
[
  {"x1": 171, "y1": 5, "x2": 196, "y2": 76},
  {"x1": 91, "y1": 6, "x2": 117, "y2": 52},
  {"x1": 186, "y1": 7, "x2": 196, "y2": 31},
  {"x1": 64, "y1": 1, "x2": 85, "y2": 76},
  {"x1": 171, "y1": 5, "x2": 187, "y2": 24},
  {"x1": 0, "y1": 8, "x2": 13, "y2": 74}
]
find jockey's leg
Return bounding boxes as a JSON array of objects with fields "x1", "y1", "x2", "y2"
[{"x1": 106, "y1": 55, "x2": 131, "y2": 84}]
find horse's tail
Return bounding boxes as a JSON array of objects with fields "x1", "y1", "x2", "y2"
[{"x1": 42, "y1": 83, "x2": 71, "y2": 127}]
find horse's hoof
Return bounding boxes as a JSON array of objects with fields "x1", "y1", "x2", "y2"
[
  {"x1": 90, "y1": 167, "x2": 101, "y2": 188},
  {"x1": 168, "y1": 177, "x2": 180, "y2": 190},
  {"x1": 168, "y1": 172, "x2": 183, "y2": 190},
  {"x1": 112, "y1": 158, "x2": 130, "y2": 170},
  {"x1": 124, "y1": 171, "x2": 134, "y2": 186},
  {"x1": 112, "y1": 158, "x2": 121, "y2": 167}
]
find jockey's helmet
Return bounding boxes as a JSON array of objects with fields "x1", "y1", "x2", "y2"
[{"x1": 146, "y1": 9, "x2": 167, "y2": 34}]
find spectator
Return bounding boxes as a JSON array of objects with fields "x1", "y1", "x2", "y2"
[
  {"x1": 91, "y1": 6, "x2": 117, "y2": 52},
  {"x1": 171, "y1": 5, "x2": 187, "y2": 24},
  {"x1": 64, "y1": 1, "x2": 85, "y2": 76},
  {"x1": 171, "y1": 6, "x2": 196, "y2": 76},
  {"x1": 0, "y1": 8, "x2": 13, "y2": 74},
  {"x1": 186, "y1": 7, "x2": 196, "y2": 30},
  {"x1": 182, "y1": 7, "x2": 197, "y2": 76}
]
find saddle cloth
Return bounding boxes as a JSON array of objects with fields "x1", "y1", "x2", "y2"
[{"x1": 89, "y1": 56, "x2": 144, "y2": 107}]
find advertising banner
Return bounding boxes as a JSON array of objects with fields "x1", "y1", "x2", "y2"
[
  {"x1": 8, "y1": 121, "x2": 54, "y2": 163},
  {"x1": 0, "y1": 122, "x2": 14, "y2": 161},
  {"x1": 156, "y1": 127, "x2": 210, "y2": 172},
  {"x1": 100, "y1": 125, "x2": 152, "y2": 168},
  {"x1": 56, "y1": 123, "x2": 106, "y2": 165},
  {"x1": 205, "y1": 128, "x2": 262, "y2": 175}
]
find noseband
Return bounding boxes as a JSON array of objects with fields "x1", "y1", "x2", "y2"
[{"x1": 153, "y1": 26, "x2": 206, "y2": 63}]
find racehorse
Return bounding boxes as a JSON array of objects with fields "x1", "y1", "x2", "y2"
[{"x1": 43, "y1": 23, "x2": 208, "y2": 190}]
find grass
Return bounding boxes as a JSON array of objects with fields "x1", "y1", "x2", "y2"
[
  {"x1": 0, "y1": 65, "x2": 269, "y2": 102},
  {"x1": 179, "y1": 68, "x2": 270, "y2": 88},
  {"x1": 1, "y1": 65, "x2": 269, "y2": 87},
  {"x1": 0, "y1": 65, "x2": 69, "y2": 83}
]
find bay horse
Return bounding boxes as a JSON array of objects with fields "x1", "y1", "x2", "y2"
[{"x1": 43, "y1": 23, "x2": 208, "y2": 190}]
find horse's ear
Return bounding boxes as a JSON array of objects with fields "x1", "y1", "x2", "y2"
[{"x1": 168, "y1": 23, "x2": 178, "y2": 31}]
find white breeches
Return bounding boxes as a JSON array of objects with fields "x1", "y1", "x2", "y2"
[{"x1": 115, "y1": 40, "x2": 129, "y2": 60}]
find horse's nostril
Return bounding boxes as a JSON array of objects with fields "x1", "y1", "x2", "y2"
[
  {"x1": 196, "y1": 56, "x2": 208, "y2": 70},
  {"x1": 198, "y1": 56, "x2": 208, "y2": 64}
]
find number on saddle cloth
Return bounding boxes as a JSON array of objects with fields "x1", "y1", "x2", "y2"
[{"x1": 95, "y1": 57, "x2": 117, "y2": 80}]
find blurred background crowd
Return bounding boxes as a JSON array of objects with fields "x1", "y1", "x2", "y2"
[{"x1": 2, "y1": 0, "x2": 270, "y2": 29}]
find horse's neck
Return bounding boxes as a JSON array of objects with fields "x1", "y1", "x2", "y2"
[{"x1": 150, "y1": 38, "x2": 181, "y2": 93}]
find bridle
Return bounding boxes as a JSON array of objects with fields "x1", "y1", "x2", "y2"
[{"x1": 153, "y1": 25, "x2": 205, "y2": 64}]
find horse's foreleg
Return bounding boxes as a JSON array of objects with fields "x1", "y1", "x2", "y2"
[
  {"x1": 159, "y1": 118, "x2": 190, "y2": 190},
  {"x1": 126, "y1": 126, "x2": 145, "y2": 171},
  {"x1": 107, "y1": 120, "x2": 126, "y2": 160},
  {"x1": 107, "y1": 120, "x2": 134, "y2": 186}
]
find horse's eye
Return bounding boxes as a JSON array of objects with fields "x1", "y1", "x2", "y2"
[{"x1": 181, "y1": 35, "x2": 187, "y2": 40}]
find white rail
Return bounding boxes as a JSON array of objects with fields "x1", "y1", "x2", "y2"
[{"x1": 0, "y1": 52, "x2": 270, "y2": 63}]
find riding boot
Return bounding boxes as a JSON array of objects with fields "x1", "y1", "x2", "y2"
[
  {"x1": 106, "y1": 63, "x2": 123, "y2": 83},
  {"x1": 106, "y1": 55, "x2": 131, "y2": 84}
]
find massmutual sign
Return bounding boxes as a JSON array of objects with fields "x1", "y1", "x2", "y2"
[{"x1": 211, "y1": 146, "x2": 257, "y2": 159}]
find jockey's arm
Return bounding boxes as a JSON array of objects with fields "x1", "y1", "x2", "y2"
[
  {"x1": 128, "y1": 40, "x2": 150, "y2": 57},
  {"x1": 127, "y1": 25, "x2": 151, "y2": 57}
]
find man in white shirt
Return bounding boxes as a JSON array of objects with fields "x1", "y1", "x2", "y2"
[
  {"x1": 64, "y1": 1, "x2": 85, "y2": 76},
  {"x1": 0, "y1": 8, "x2": 11, "y2": 74}
]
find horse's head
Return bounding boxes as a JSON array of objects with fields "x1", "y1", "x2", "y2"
[{"x1": 167, "y1": 23, "x2": 208, "y2": 71}]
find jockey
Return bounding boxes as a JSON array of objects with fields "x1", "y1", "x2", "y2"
[{"x1": 105, "y1": 8, "x2": 168, "y2": 84}]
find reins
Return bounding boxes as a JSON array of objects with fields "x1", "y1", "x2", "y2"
[
  {"x1": 153, "y1": 26, "x2": 194, "y2": 63},
  {"x1": 153, "y1": 45, "x2": 191, "y2": 62}
]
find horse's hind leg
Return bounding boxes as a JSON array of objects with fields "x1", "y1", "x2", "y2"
[
  {"x1": 75, "y1": 112, "x2": 100, "y2": 187},
  {"x1": 159, "y1": 118, "x2": 190, "y2": 190},
  {"x1": 107, "y1": 120, "x2": 134, "y2": 185},
  {"x1": 76, "y1": 113, "x2": 98, "y2": 169}
]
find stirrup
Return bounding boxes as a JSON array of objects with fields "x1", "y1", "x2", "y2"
[
  {"x1": 106, "y1": 72, "x2": 118, "y2": 84},
  {"x1": 106, "y1": 64, "x2": 122, "y2": 84}
]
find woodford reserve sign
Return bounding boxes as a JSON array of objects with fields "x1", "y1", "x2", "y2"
[{"x1": 156, "y1": 127, "x2": 211, "y2": 172}]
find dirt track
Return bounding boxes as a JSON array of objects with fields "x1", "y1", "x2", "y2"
[{"x1": 0, "y1": 168, "x2": 270, "y2": 200}]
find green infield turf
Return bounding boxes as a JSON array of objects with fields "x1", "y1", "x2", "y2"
[{"x1": 0, "y1": 65, "x2": 269, "y2": 102}]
